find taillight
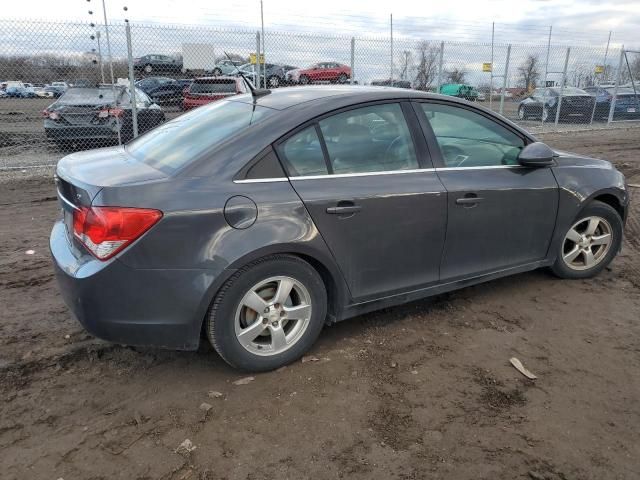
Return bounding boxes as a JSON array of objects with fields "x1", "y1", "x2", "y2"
[
  {"x1": 72, "y1": 206, "x2": 163, "y2": 261},
  {"x1": 43, "y1": 109, "x2": 59, "y2": 120},
  {"x1": 98, "y1": 108, "x2": 125, "y2": 118}
]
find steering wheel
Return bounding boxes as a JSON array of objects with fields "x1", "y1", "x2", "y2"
[{"x1": 441, "y1": 144, "x2": 468, "y2": 167}]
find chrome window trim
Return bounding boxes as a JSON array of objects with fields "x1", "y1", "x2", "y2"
[
  {"x1": 290, "y1": 168, "x2": 436, "y2": 181},
  {"x1": 233, "y1": 165, "x2": 531, "y2": 183},
  {"x1": 234, "y1": 177, "x2": 289, "y2": 184},
  {"x1": 435, "y1": 165, "x2": 526, "y2": 172}
]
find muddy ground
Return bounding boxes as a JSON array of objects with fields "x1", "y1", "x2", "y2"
[{"x1": 1, "y1": 128, "x2": 639, "y2": 480}]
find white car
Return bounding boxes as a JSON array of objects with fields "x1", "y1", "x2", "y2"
[
  {"x1": 50, "y1": 81, "x2": 69, "y2": 91},
  {"x1": 33, "y1": 87, "x2": 53, "y2": 98}
]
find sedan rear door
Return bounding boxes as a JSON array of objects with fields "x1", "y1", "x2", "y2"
[
  {"x1": 276, "y1": 101, "x2": 447, "y2": 300},
  {"x1": 414, "y1": 101, "x2": 558, "y2": 281}
]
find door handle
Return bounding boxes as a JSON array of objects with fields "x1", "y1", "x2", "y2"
[
  {"x1": 455, "y1": 194, "x2": 484, "y2": 206},
  {"x1": 326, "y1": 205, "x2": 362, "y2": 214}
]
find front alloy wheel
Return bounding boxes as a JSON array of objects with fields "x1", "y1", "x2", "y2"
[
  {"x1": 551, "y1": 200, "x2": 622, "y2": 279},
  {"x1": 562, "y1": 216, "x2": 612, "y2": 271}
]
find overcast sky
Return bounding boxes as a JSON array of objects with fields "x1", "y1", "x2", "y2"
[{"x1": 3, "y1": 0, "x2": 638, "y2": 47}]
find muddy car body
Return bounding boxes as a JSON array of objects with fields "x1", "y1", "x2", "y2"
[{"x1": 51, "y1": 86, "x2": 628, "y2": 371}]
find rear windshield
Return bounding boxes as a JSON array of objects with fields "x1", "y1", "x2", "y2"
[
  {"x1": 191, "y1": 80, "x2": 236, "y2": 94},
  {"x1": 58, "y1": 87, "x2": 120, "y2": 104},
  {"x1": 606, "y1": 87, "x2": 639, "y2": 95},
  {"x1": 126, "y1": 100, "x2": 275, "y2": 173},
  {"x1": 551, "y1": 87, "x2": 587, "y2": 95}
]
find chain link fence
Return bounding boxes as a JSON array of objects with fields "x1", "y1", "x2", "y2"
[{"x1": 0, "y1": 19, "x2": 638, "y2": 169}]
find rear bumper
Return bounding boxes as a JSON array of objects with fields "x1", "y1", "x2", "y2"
[
  {"x1": 50, "y1": 221, "x2": 220, "y2": 350},
  {"x1": 45, "y1": 123, "x2": 122, "y2": 141}
]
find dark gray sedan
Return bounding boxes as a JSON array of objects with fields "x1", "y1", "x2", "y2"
[{"x1": 51, "y1": 86, "x2": 628, "y2": 371}]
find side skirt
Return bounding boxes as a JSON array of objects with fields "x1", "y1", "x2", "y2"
[{"x1": 338, "y1": 260, "x2": 551, "y2": 321}]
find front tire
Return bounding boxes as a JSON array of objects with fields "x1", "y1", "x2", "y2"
[
  {"x1": 299, "y1": 75, "x2": 310, "y2": 85},
  {"x1": 551, "y1": 200, "x2": 623, "y2": 279},
  {"x1": 337, "y1": 73, "x2": 348, "y2": 84},
  {"x1": 212, "y1": 68, "x2": 222, "y2": 76},
  {"x1": 268, "y1": 75, "x2": 280, "y2": 88},
  {"x1": 207, "y1": 255, "x2": 327, "y2": 371},
  {"x1": 144, "y1": 64, "x2": 153, "y2": 74}
]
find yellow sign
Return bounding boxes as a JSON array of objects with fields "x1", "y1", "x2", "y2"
[
  {"x1": 482, "y1": 62, "x2": 493, "y2": 72},
  {"x1": 595, "y1": 65, "x2": 605, "y2": 74},
  {"x1": 249, "y1": 53, "x2": 265, "y2": 65}
]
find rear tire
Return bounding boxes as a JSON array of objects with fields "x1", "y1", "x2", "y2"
[
  {"x1": 207, "y1": 255, "x2": 327, "y2": 372},
  {"x1": 299, "y1": 75, "x2": 310, "y2": 85},
  {"x1": 551, "y1": 200, "x2": 622, "y2": 279},
  {"x1": 268, "y1": 75, "x2": 280, "y2": 88},
  {"x1": 144, "y1": 64, "x2": 153, "y2": 74},
  {"x1": 338, "y1": 73, "x2": 348, "y2": 84},
  {"x1": 212, "y1": 68, "x2": 222, "y2": 76}
]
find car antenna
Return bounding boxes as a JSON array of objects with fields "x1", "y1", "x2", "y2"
[{"x1": 223, "y1": 51, "x2": 271, "y2": 100}]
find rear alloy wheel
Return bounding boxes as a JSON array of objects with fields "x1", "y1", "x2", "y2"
[
  {"x1": 207, "y1": 255, "x2": 327, "y2": 371},
  {"x1": 518, "y1": 106, "x2": 527, "y2": 120},
  {"x1": 212, "y1": 68, "x2": 222, "y2": 76},
  {"x1": 268, "y1": 75, "x2": 280, "y2": 88},
  {"x1": 552, "y1": 201, "x2": 622, "y2": 279},
  {"x1": 299, "y1": 75, "x2": 310, "y2": 85},
  {"x1": 542, "y1": 107, "x2": 549, "y2": 122},
  {"x1": 144, "y1": 64, "x2": 153, "y2": 74},
  {"x1": 338, "y1": 73, "x2": 348, "y2": 84}
]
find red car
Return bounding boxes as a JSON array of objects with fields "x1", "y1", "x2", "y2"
[
  {"x1": 286, "y1": 62, "x2": 351, "y2": 85},
  {"x1": 182, "y1": 77, "x2": 247, "y2": 110}
]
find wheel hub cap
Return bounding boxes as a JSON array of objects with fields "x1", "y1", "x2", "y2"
[{"x1": 562, "y1": 215, "x2": 613, "y2": 271}]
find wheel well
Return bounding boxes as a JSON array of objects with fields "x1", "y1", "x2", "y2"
[
  {"x1": 200, "y1": 252, "x2": 342, "y2": 340},
  {"x1": 593, "y1": 193, "x2": 624, "y2": 219}
]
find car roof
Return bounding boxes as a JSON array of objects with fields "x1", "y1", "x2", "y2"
[{"x1": 228, "y1": 85, "x2": 445, "y2": 110}]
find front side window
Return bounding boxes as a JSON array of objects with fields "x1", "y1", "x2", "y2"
[
  {"x1": 318, "y1": 103, "x2": 418, "y2": 174},
  {"x1": 420, "y1": 103, "x2": 524, "y2": 167}
]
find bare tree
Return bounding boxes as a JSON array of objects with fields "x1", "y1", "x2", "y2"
[
  {"x1": 413, "y1": 41, "x2": 439, "y2": 90},
  {"x1": 398, "y1": 50, "x2": 412, "y2": 81},
  {"x1": 445, "y1": 67, "x2": 466, "y2": 84},
  {"x1": 517, "y1": 54, "x2": 540, "y2": 90}
]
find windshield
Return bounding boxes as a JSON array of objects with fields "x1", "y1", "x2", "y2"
[
  {"x1": 58, "y1": 87, "x2": 121, "y2": 105},
  {"x1": 126, "y1": 100, "x2": 276, "y2": 173}
]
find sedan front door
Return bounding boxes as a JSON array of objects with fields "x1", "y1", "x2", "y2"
[
  {"x1": 277, "y1": 102, "x2": 447, "y2": 300},
  {"x1": 415, "y1": 101, "x2": 559, "y2": 281}
]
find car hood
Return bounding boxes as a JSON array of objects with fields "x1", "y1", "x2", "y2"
[{"x1": 56, "y1": 145, "x2": 167, "y2": 192}]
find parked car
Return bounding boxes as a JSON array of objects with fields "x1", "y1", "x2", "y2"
[
  {"x1": 583, "y1": 86, "x2": 640, "y2": 120},
  {"x1": 371, "y1": 79, "x2": 411, "y2": 88},
  {"x1": 43, "y1": 85, "x2": 165, "y2": 146},
  {"x1": 51, "y1": 86, "x2": 628, "y2": 372},
  {"x1": 211, "y1": 59, "x2": 245, "y2": 76},
  {"x1": 136, "y1": 76, "x2": 186, "y2": 105},
  {"x1": 50, "y1": 81, "x2": 69, "y2": 92},
  {"x1": 134, "y1": 54, "x2": 182, "y2": 75},
  {"x1": 182, "y1": 76, "x2": 247, "y2": 110},
  {"x1": 518, "y1": 87, "x2": 595, "y2": 122},
  {"x1": 5, "y1": 86, "x2": 36, "y2": 98},
  {"x1": 439, "y1": 84, "x2": 479, "y2": 101},
  {"x1": 286, "y1": 62, "x2": 351, "y2": 85},
  {"x1": 44, "y1": 85, "x2": 65, "y2": 98},
  {"x1": 238, "y1": 63, "x2": 298, "y2": 88},
  {"x1": 33, "y1": 86, "x2": 54, "y2": 98},
  {"x1": 176, "y1": 78, "x2": 194, "y2": 90}
]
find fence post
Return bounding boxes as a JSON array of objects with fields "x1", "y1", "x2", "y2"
[
  {"x1": 255, "y1": 31, "x2": 261, "y2": 89},
  {"x1": 541, "y1": 26, "x2": 552, "y2": 128},
  {"x1": 125, "y1": 21, "x2": 138, "y2": 139},
  {"x1": 350, "y1": 37, "x2": 355, "y2": 85},
  {"x1": 437, "y1": 41, "x2": 444, "y2": 92},
  {"x1": 96, "y1": 31, "x2": 105, "y2": 84},
  {"x1": 390, "y1": 13, "x2": 394, "y2": 86},
  {"x1": 608, "y1": 47, "x2": 625, "y2": 124},
  {"x1": 554, "y1": 47, "x2": 570, "y2": 128},
  {"x1": 489, "y1": 22, "x2": 494, "y2": 110},
  {"x1": 499, "y1": 44, "x2": 511, "y2": 115}
]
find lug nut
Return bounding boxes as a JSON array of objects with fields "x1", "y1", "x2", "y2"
[
  {"x1": 264, "y1": 307, "x2": 270, "y2": 314},
  {"x1": 280, "y1": 310, "x2": 286, "y2": 317}
]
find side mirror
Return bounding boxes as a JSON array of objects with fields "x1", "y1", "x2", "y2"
[{"x1": 518, "y1": 142, "x2": 556, "y2": 167}]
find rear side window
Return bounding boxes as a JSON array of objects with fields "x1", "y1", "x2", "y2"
[
  {"x1": 126, "y1": 100, "x2": 275, "y2": 173},
  {"x1": 191, "y1": 80, "x2": 236, "y2": 94},
  {"x1": 318, "y1": 103, "x2": 418, "y2": 174},
  {"x1": 281, "y1": 126, "x2": 328, "y2": 176}
]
